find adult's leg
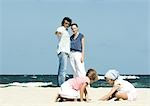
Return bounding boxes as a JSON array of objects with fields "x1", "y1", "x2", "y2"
[
  {"x1": 58, "y1": 52, "x2": 68, "y2": 86},
  {"x1": 74, "y1": 52, "x2": 86, "y2": 77},
  {"x1": 70, "y1": 52, "x2": 78, "y2": 77}
]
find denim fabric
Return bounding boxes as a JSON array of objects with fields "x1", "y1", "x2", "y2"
[{"x1": 57, "y1": 52, "x2": 69, "y2": 86}]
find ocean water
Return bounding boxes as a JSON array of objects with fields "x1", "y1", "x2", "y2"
[{"x1": 0, "y1": 75, "x2": 149, "y2": 88}]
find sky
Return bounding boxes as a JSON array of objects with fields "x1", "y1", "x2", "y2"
[{"x1": 0, "y1": 0, "x2": 149, "y2": 75}]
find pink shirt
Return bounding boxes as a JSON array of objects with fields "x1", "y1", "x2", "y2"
[{"x1": 68, "y1": 76, "x2": 90, "y2": 90}]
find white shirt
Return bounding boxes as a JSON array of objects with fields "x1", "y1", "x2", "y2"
[
  {"x1": 114, "y1": 79, "x2": 136, "y2": 93},
  {"x1": 56, "y1": 26, "x2": 70, "y2": 54}
]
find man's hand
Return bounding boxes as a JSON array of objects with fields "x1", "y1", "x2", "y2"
[{"x1": 55, "y1": 31, "x2": 62, "y2": 36}]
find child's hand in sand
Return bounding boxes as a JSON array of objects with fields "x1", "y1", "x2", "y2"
[{"x1": 99, "y1": 95, "x2": 113, "y2": 101}]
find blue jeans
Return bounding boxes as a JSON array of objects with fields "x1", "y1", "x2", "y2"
[{"x1": 57, "y1": 52, "x2": 69, "y2": 86}]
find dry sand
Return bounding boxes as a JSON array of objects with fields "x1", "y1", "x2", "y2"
[{"x1": 0, "y1": 87, "x2": 149, "y2": 106}]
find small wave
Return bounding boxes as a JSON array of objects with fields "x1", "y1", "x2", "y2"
[
  {"x1": 119, "y1": 75, "x2": 140, "y2": 79},
  {"x1": 98, "y1": 75, "x2": 140, "y2": 80},
  {"x1": 31, "y1": 75, "x2": 37, "y2": 79},
  {"x1": 0, "y1": 82, "x2": 53, "y2": 88}
]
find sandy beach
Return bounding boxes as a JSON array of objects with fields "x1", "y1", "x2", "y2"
[{"x1": 0, "y1": 87, "x2": 149, "y2": 106}]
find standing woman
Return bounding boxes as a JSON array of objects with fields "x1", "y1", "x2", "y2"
[{"x1": 70, "y1": 23, "x2": 86, "y2": 77}]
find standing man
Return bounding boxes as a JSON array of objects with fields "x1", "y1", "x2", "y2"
[{"x1": 55, "y1": 17, "x2": 72, "y2": 86}]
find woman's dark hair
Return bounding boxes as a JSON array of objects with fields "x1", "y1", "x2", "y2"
[
  {"x1": 61, "y1": 17, "x2": 72, "y2": 26},
  {"x1": 71, "y1": 23, "x2": 78, "y2": 28}
]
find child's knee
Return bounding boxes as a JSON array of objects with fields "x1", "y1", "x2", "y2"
[
  {"x1": 115, "y1": 92, "x2": 120, "y2": 98},
  {"x1": 115, "y1": 92, "x2": 128, "y2": 100},
  {"x1": 115, "y1": 92, "x2": 123, "y2": 98}
]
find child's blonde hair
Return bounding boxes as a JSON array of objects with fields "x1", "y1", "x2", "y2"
[{"x1": 86, "y1": 69, "x2": 98, "y2": 83}]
